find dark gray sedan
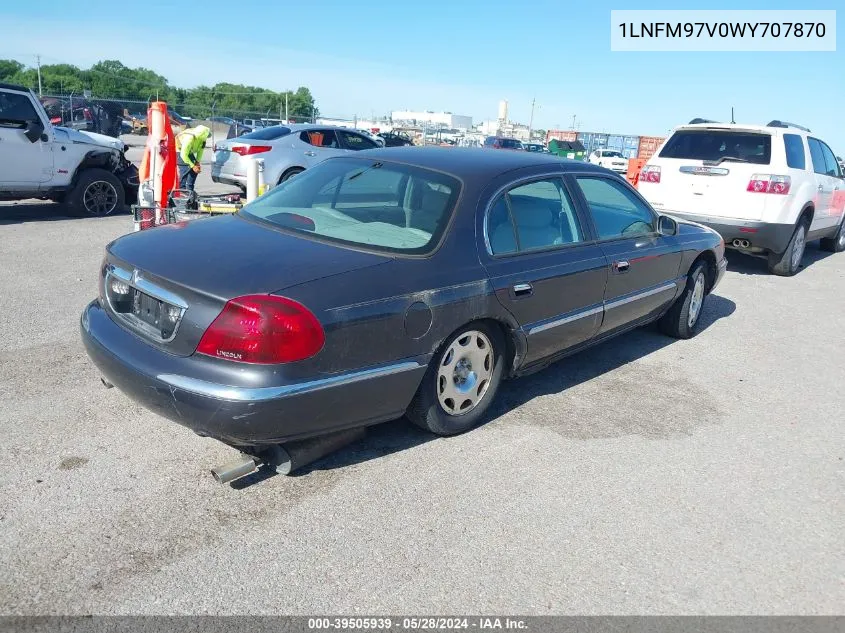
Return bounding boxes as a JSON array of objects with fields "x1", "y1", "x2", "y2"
[{"x1": 81, "y1": 148, "x2": 727, "y2": 456}]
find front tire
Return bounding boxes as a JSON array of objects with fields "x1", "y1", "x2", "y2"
[
  {"x1": 768, "y1": 219, "x2": 807, "y2": 276},
  {"x1": 659, "y1": 261, "x2": 708, "y2": 339},
  {"x1": 820, "y1": 217, "x2": 845, "y2": 253},
  {"x1": 66, "y1": 169, "x2": 125, "y2": 217},
  {"x1": 406, "y1": 323, "x2": 505, "y2": 436}
]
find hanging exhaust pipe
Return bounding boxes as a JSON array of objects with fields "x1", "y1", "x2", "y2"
[
  {"x1": 211, "y1": 454, "x2": 258, "y2": 484},
  {"x1": 210, "y1": 427, "x2": 367, "y2": 485}
]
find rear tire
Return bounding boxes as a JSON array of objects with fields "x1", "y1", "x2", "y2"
[
  {"x1": 406, "y1": 323, "x2": 505, "y2": 436},
  {"x1": 278, "y1": 167, "x2": 304, "y2": 184},
  {"x1": 66, "y1": 168, "x2": 125, "y2": 217},
  {"x1": 820, "y1": 217, "x2": 845, "y2": 253},
  {"x1": 768, "y1": 218, "x2": 808, "y2": 276},
  {"x1": 659, "y1": 261, "x2": 708, "y2": 340}
]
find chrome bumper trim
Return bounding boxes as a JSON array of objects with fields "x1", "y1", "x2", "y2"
[{"x1": 157, "y1": 360, "x2": 425, "y2": 402}]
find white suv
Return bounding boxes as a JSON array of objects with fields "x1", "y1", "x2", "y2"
[
  {"x1": 638, "y1": 120, "x2": 845, "y2": 276},
  {"x1": 588, "y1": 149, "x2": 628, "y2": 174}
]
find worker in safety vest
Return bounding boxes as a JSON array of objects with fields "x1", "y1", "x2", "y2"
[{"x1": 175, "y1": 124, "x2": 211, "y2": 191}]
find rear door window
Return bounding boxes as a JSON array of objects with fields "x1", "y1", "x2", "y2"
[
  {"x1": 487, "y1": 178, "x2": 583, "y2": 255},
  {"x1": 300, "y1": 129, "x2": 340, "y2": 148},
  {"x1": 783, "y1": 134, "x2": 806, "y2": 170},
  {"x1": 807, "y1": 138, "x2": 828, "y2": 175},
  {"x1": 659, "y1": 130, "x2": 771, "y2": 165}
]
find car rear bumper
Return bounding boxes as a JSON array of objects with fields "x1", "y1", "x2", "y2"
[
  {"x1": 80, "y1": 300, "x2": 428, "y2": 448},
  {"x1": 666, "y1": 211, "x2": 795, "y2": 254}
]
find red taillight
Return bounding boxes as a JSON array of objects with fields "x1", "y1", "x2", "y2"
[
  {"x1": 196, "y1": 295, "x2": 324, "y2": 364},
  {"x1": 747, "y1": 174, "x2": 791, "y2": 195},
  {"x1": 640, "y1": 164, "x2": 661, "y2": 183},
  {"x1": 231, "y1": 145, "x2": 272, "y2": 156},
  {"x1": 50, "y1": 116, "x2": 61, "y2": 124},
  {"x1": 83, "y1": 108, "x2": 92, "y2": 121}
]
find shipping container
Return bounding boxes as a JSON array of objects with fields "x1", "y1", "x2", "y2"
[
  {"x1": 623, "y1": 135, "x2": 640, "y2": 151},
  {"x1": 637, "y1": 135, "x2": 666, "y2": 161},
  {"x1": 545, "y1": 129, "x2": 577, "y2": 144},
  {"x1": 577, "y1": 132, "x2": 610, "y2": 154}
]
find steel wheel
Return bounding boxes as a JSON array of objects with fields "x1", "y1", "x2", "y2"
[
  {"x1": 436, "y1": 330, "x2": 494, "y2": 416},
  {"x1": 687, "y1": 271, "x2": 706, "y2": 328},
  {"x1": 82, "y1": 180, "x2": 119, "y2": 216},
  {"x1": 791, "y1": 224, "x2": 806, "y2": 271}
]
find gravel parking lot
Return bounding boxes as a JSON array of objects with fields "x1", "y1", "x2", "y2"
[{"x1": 1, "y1": 165, "x2": 843, "y2": 614}]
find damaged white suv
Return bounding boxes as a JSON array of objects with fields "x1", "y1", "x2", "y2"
[
  {"x1": 638, "y1": 120, "x2": 845, "y2": 276},
  {"x1": 0, "y1": 82, "x2": 138, "y2": 216}
]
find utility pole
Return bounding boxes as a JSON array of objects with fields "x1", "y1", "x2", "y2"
[
  {"x1": 285, "y1": 93, "x2": 289, "y2": 122},
  {"x1": 36, "y1": 54, "x2": 43, "y2": 97},
  {"x1": 528, "y1": 97, "x2": 536, "y2": 141},
  {"x1": 570, "y1": 114, "x2": 576, "y2": 130}
]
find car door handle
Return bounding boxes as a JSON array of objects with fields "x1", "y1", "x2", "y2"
[
  {"x1": 818, "y1": 184, "x2": 824, "y2": 191},
  {"x1": 614, "y1": 260, "x2": 630, "y2": 273},
  {"x1": 305, "y1": 151, "x2": 316, "y2": 157},
  {"x1": 512, "y1": 283, "x2": 533, "y2": 297}
]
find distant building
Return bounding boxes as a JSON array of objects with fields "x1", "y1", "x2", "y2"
[{"x1": 391, "y1": 111, "x2": 473, "y2": 131}]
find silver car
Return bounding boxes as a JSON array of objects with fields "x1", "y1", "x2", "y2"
[{"x1": 212, "y1": 124, "x2": 381, "y2": 190}]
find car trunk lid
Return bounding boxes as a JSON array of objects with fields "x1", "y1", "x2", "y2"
[{"x1": 103, "y1": 214, "x2": 390, "y2": 355}]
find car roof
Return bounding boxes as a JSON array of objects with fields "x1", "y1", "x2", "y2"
[
  {"x1": 288, "y1": 123, "x2": 371, "y2": 133},
  {"x1": 0, "y1": 82, "x2": 31, "y2": 93},
  {"x1": 673, "y1": 122, "x2": 791, "y2": 135},
  {"x1": 350, "y1": 146, "x2": 607, "y2": 180}
]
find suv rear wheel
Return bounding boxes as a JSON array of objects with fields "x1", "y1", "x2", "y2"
[
  {"x1": 767, "y1": 218, "x2": 808, "y2": 276},
  {"x1": 67, "y1": 169, "x2": 125, "y2": 217}
]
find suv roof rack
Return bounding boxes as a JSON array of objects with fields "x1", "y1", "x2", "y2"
[
  {"x1": 688, "y1": 118, "x2": 720, "y2": 124},
  {"x1": 767, "y1": 120, "x2": 811, "y2": 133}
]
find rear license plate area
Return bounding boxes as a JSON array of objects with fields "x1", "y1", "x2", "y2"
[{"x1": 132, "y1": 289, "x2": 163, "y2": 330}]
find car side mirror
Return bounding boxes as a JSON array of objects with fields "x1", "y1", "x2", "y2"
[
  {"x1": 23, "y1": 120, "x2": 45, "y2": 143},
  {"x1": 658, "y1": 215, "x2": 678, "y2": 236}
]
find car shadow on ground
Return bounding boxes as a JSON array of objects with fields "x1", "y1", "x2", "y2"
[
  {"x1": 0, "y1": 202, "x2": 130, "y2": 226},
  {"x1": 727, "y1": 242, "x2": 832, "y2": 275},
  {"x1": 234, "y1": 294, "x2": 737, "y2": 486}
]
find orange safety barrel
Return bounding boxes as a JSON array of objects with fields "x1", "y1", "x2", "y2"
[{"x1": 138, "y1": 101, "x2": 177, "y2": 213}]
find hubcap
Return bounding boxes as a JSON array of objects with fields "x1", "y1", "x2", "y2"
[
  {"x1": 82, "y1": 181, "x2": 118, "y2": 216},
  {"x1": 791, "y1": 226, "x2": 806, "y2": 270},
  {"x1": 687, "y1": 272, "x2": 705, "y2": 328},
  {"x1": 436, "y1": 330, "x2": 494, "y2": 416}
]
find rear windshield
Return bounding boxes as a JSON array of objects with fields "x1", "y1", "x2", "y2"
[
  {"x1": 659, "y1": 130, "x2": 771, "y2": 165},
  {"x1": 242, "y1": 158, "x2": 461, "y2": 255},
  {"x1": 603, "y1": 151, "x2": 623, "y2": 158},
  {"x1": 238, "y1": 125, "x2": 291, "y2": 140}
]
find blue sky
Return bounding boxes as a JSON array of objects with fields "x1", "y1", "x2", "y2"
[{"x1": 2, "y1": 0, "x2": 842, "y2": 150}]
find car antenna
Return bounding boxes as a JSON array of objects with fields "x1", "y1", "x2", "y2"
[{"x1": 731, "y1": 107, "x2": 735, "y2": 124}]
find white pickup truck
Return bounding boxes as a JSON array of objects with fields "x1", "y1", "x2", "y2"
[{"x1": 0, "y1": 82, "x2": 138, "y2": 216}]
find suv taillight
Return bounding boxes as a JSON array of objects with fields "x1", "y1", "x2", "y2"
[
  {"x1": 747, "y1": 174, "x2": 791, "y2": 195},
  {"x1": 232, "y1": 145, "x2": 272, "y2": 156},
  {"x1": 197, "y1": 295, "x2": 324, "y2": 364},
  {"x1": 640, "y1": 164, "x2": 661, "y2": 183}
]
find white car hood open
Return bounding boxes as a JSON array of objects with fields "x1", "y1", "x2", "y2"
[{"x1": 54, "y1": 126, "x2": 124, "y2": 152}]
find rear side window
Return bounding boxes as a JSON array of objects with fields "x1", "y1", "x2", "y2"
[
  {"x1": 0, "y1": 92, "x2": 39, "y2": 127},
  {"x1": 300, "y1": 129, "x2": 339, "y2": 148},
  {"x1": 807, "y1": 138, "x2": 828, "y2": 175},
  {"x1": 501, "y1": 139, "x2": 523, "y2": 149},
  {"x1": 239, "y1": 126, "x2": 291, "y2": 141},
  {"x1": 575, "y1": 177, "x2": 655, "y2": 240},
  {"x1": 483, "y1": 137, "x2": 496, "y2": 146},
  {"x1": 659, "y1": 130, "x2": 771, "y2": 165},
  {"x1": 487, "y1": 178, "x2": 583, "y2": 255},
  {"x1": 783, "y1": 134, "x2": 806, "y2": 170}
]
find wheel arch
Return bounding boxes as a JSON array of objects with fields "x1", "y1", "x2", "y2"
[
  {"x1": 798, "y1": 203, "x2": 814, "y2": 227},
  {"x1": 690, "y1": 249, "x2": 718, "y2": 293},
  {"x1": 431, "y1": 317, "x2": 525, "y2": 380},
  {"x1": 278, "y1": 165, "x2": 306, "y2": 184},
  {"x1": 70, "y1": 149, "x2": 121, "y2": 189}
]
